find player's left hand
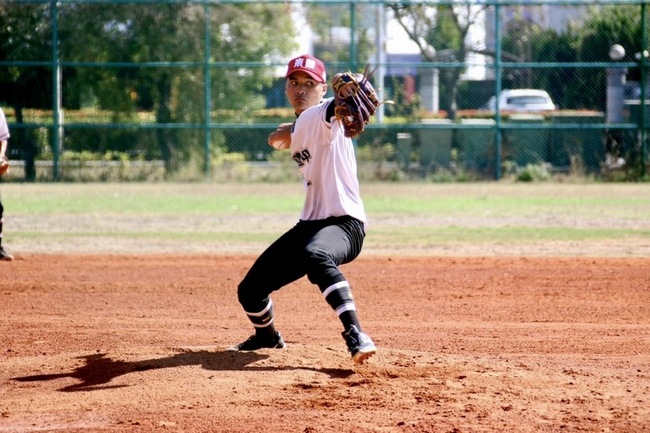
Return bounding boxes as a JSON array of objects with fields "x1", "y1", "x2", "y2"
[
  {"x1": 268, "y1": 122, "x2": 293, "y2": 150},
  {"x1": 332, "y1": 65, "x2": 393, "y2": 138}
]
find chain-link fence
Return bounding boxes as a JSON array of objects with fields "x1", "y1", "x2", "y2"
[{"x1": 1, "y1": 0, "x2": 648, "y2": 181}]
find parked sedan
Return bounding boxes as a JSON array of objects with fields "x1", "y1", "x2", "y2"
[{"x1": 485, "y1": 89, "x2": 556, "y2": 112}]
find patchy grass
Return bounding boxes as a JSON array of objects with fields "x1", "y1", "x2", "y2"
[{"x1": 2, "y1": 182, "x2": 648, "y2": 256}]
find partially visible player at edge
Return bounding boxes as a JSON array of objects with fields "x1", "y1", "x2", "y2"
[
  {"x1": 0, "y1": 107, "x2": 14, "y2": 261},
  {"x1": 233, "y1": 54, "x2": 377, "y2": 364}
]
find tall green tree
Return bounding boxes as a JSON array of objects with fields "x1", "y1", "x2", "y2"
[
  {"x1": 57, "y1": 3, "x2": 296, "y2": 174},
  {"x1": 0, "y1": 2, "x2": 52, "y2": 180},
  {"x1": 502, "y1": 4, "x2": 641, "y2": 111},
  {"x1": 578, "y1": 4, "x2": 641, "y2": 110},
  {"x1": 501, "y1": 13, "x2": 581, "y2": 109}
]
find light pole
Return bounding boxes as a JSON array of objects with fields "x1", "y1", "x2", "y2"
[
  {"x1": 605, "y1": 44, "x2": 627, "y2": 170},
  {"x1": 607, "y1": 44, "x2": 626, "y2": 124}
]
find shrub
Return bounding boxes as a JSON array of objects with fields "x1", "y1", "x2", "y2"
[{"x1": 516, "y1": 163, "x2": 552, "y2": 182}]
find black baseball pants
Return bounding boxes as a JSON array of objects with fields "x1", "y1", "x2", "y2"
[{"x1": 237, "y1": 215, "x2": 365, "y2": 312}]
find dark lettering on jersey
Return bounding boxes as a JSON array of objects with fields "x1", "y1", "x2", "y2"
[{"x1": 292, "y1": 149, "x2": 312, "y2": 167}]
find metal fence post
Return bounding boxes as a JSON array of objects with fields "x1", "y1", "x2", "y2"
[
  {"x1": 349, "y1": 2, "x2": 357, "y2": 72},
  {"x1": 642, "y1": 3, "x2": 648, "y2": 177},
  {"x1": 204, "y1": 3, "x2": 212, "y2": 179},
  {"x1": 494, "y1": 2, "x2": 503, "y2": 180},
  {"x1": 51, "y1": 0, "x2": 62, "y2": 181}
]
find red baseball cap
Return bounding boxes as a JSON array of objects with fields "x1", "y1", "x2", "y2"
[{"x1": 285, "y1": 54, "x2": 326, "y2": 83}]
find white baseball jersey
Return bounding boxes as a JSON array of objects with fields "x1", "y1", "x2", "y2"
[
  {"x1": 0, "y1": 108, "x2": 10, "y2": 142},
  {"x1": 290, "y1": 97, "x2": 367, "y2": 225}
]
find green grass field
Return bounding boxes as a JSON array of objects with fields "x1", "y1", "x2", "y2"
[{"x1": 2, "y1": 182, "x2": 648, "y2": 256}]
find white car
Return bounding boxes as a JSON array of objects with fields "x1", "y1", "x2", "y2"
[{"x1": 485, "y1": 89, "x2": 556, "y2": 112}]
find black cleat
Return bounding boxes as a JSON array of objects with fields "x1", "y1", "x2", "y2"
[
  {"x1": 0, "y1": 246, "x2": 13, "y2": 261},
  {"x1": 342, "y1": 325, "x2": 376, "y2": 364},
  {"x1": 233, "y1": 331, "x2": 286, "y2": 351}
]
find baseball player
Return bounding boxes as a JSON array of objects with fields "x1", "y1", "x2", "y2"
[
  {"x1": 0, "y1": 107, "x2": 13, "y2": 261},
  {"x1": 233, "y1": 54, "x2": 377, "y2": 364}
]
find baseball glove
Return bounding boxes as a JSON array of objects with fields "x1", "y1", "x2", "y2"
[
  {"x1": 332, "y1": 66, "x2": 389, "y2": 138},
  {"x1": 0, "y1": 158, "x2": 9, "y2": 176}
]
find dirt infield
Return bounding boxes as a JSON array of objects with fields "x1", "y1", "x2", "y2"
[{"x1": 1, "y1": 254, "x2": 649, "y2": 433}]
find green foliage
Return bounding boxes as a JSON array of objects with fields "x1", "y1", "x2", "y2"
[
  {"x1": 0, "y1": 3, "x2": 52, "y2": 109},
  {"x1": 531, "y1": 30, "x2": 581, "y2": 110},
  {"x1": 580, "y1": 4, "x2": 640, "y2": 62},
  {"x1": 355, "y1": 142, "x2": 402, "y2": 181},
  {"x1": 513, "y1": 163, "x2": 553, "y2": 182},
  {"x1": 384, "y1": 77, "x2": 422, "y2": 119},
  {"x1": 427, "y1": 169, "x2": 456, "y2": 183},
  {"x1": 34, "y1": 150, "x2": 164, "y2": 182},
  {"x1": 3, "y1": 1, "x2": 650, "y2": 182},
  {"x1": 304, "y1": 3, "x2": 375, "y2": 68},
  {"x1": 575, "y1": 5, "x2": 641, "y2": 110},
  {"x1": 3, "y1": 2, "x2": 298, "y2": 176},
  {"x1": 504, "y1": 4, "x2": 642, "y2": 111},
  {"x1": 430, "y1": 5, "x2": 462, "y2": 51}
]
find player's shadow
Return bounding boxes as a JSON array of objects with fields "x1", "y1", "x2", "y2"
[{"x1": 12, "y1": 349, "x2": 356, "y2": 392}]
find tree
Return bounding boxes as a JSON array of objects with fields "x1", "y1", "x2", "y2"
[
  {"x1": 57, "y1": 2, "x2": 296, "y2": 174},
  {"x1": 530, "y1": 28, "x2": 580, "y2": 110},
  {"x1": 388, "y1": 3, "x2": 485, "y2": 119},
  {"x1": 0, "y1": 2, "x2": 52, "y2": 180},
  {"x1": 499, "y1": 4, "x2": 641, "y2": 111},
  {"x1": 578, "y1": 5, "x2": 641, "y2": 110},
  {"x1": 499, "y1": 12, "x2": 582, "y2": 110},
  {"x1": 304, "y1": 3, "x2": 375, "y2": 70}
]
